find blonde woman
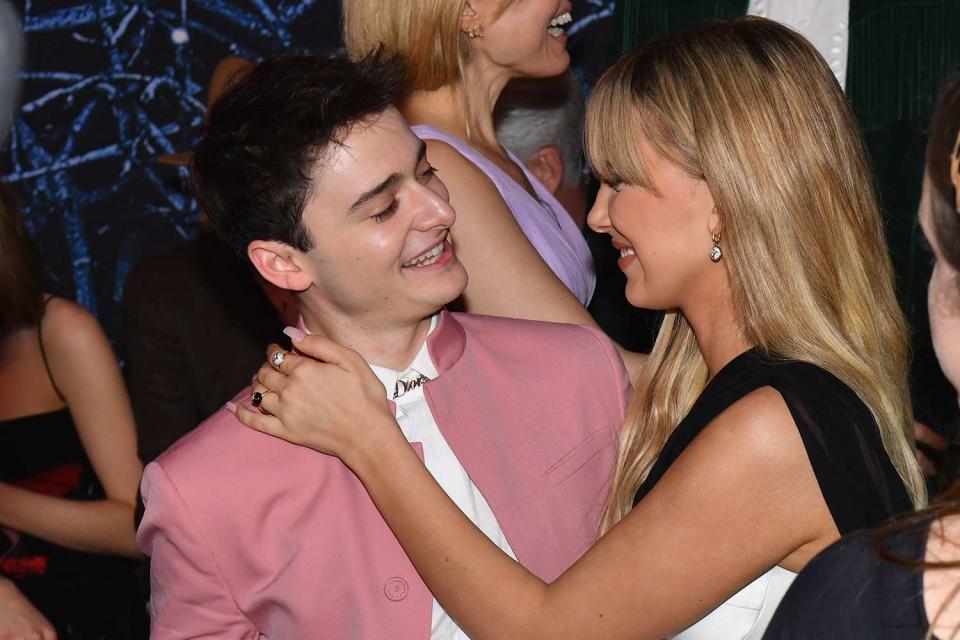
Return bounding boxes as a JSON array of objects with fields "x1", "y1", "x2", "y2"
[
  {"x1": 763, "y1": 75, "x2": 960, "y2": 640},
  {"x1": 343, "y1": 0, "x2": 645, "y2": 374},
  {"x1": 242, "y1": 18, "x2": 924, "y2": 640}
]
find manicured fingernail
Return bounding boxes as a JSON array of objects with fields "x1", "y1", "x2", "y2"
[
  {"x1": 225, "y1": 401, "x2": 237, "y2": 413},
  {"x1": 284, "y1": 326, "x2": 306, "y2": 342}
]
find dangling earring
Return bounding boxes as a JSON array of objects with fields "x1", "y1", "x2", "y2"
[
  {"x1": 709, "y1": 232, "x2": 723, "y2": 262},
  {"x1": 467, "y1": 24, "x2": 484, "y2": 39}
]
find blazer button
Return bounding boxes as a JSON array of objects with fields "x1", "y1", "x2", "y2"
[{"x1": 384, "y1": 577, "x2": 409, "y2": 602}]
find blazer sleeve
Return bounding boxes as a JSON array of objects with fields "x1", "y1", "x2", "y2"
[
  {"x1": 122, "y1": 263, "x2": 200, "y2": 463},
  {"x1": 138, "y1": 461, "x2": 258, "y2": 639},
  {"x1": 580, "y1": 324, "x2": 633, "y2": 431}
]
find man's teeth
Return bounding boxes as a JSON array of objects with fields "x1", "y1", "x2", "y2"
[
  {"x1": 403, "y1": 242, "x2": 444, "y2": 267},
  {"x1": 620, "y1": 247, "x2": 636, "y2": 258},
  {"x1": 548, "y1": 11, "x2": 571, "y2": 37}
]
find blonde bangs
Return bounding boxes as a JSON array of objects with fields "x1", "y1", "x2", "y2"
[{"x1": 585, "y1": 65, "x2": 652, "y2": 189}]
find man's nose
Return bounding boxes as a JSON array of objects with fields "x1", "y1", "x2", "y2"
[{"x1": 412, "y1": 184, "x2": 455, "y2": 229}]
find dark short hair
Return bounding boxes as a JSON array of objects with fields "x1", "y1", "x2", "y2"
[{"x1": 191, "y1": 51, "x2": 408, "y2": 257}]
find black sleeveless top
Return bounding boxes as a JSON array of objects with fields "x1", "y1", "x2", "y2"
[
  {"x1": 763, "y1": 522, "x2": 937, "y2": 639},
  {"x1": 633, "y1": 349, "x2": 913, "y2": 534}
]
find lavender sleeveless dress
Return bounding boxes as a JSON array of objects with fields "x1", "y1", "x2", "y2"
[{"x1": 413, "y1": 125, "x2": 596, "y2": 306}]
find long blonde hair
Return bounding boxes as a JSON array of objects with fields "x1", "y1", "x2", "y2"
[
  {"x1": 342, "y1": 0, "x2": 517, "y2": 91},
  {"x1": 586, "y1": 17, "x2": 926, "y2": 532}
]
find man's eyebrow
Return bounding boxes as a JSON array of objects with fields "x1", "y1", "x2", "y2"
[
  {"x1": 346, "y1": 140, "x2": 428, "y2": 214},
  {"x1": 348, "y1": 173, "x2": 401, "y2": 214}
]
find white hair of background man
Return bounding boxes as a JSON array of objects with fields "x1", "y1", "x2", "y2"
[
  {"x1": 0, "y1": 0, "x2": 23, "y2": 143},
  {"x1": 495, "y1": 72, "x2": 585, "y2": 186}
]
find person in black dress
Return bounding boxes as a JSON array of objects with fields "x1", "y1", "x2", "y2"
[
  {"x1": 0, "y1": 183, "x2": 147, "y2": 638},
  {"x1": 232, "y1": 18, "x2": 924, "y2": 639},
  {"x1": 764, "y1": 75, "x2": 960, "y2": 640}
]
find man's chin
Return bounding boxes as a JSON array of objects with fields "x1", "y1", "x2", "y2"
[{"x1": 425, "y1": 277, "x2": 469, "y2": 314}]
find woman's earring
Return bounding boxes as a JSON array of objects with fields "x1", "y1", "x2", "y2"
[
  {"x1": 709, "y1": 232, "x2": 723, "y2": 262},
  {"x1": 467, "y1": 24, "x2": 484, "y2": 39}
]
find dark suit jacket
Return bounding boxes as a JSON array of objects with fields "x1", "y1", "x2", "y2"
[{"x1": 121, "y1": 234, "x2": 288, "y2": 463}]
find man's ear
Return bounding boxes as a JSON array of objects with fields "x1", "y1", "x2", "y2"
[
  {"x1": 526, "y1": 145, "x2": 564, "y2": 195},
  {"x1": 247, "y1": 240, "x2": 313, "y2": 292}
]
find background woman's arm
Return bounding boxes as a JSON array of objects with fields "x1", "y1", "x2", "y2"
[
  {"x1": 0, "y1": 299, "x2": 142, "y2": 557},
  {"x1": 425, "y1": 139, "x2": 646, "y2": 378}
]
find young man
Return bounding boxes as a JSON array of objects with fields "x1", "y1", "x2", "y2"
[{"x1": 137, "y1": 53, "x2": 630, "y2": 639}]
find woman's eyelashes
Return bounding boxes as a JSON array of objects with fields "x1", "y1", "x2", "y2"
[{"x1": 418, "y1": 165, "x2": 438, "y2": 183}]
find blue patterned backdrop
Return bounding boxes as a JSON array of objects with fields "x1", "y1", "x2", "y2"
[
  {"x1": 2, "y1": 0, "x2": 614, "y2": 343},
  {"x1": 2, "y1": 0, "x2": 342, "y2": 340}
]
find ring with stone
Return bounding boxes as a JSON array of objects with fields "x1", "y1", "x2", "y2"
[
  {"x1": 251, "y1": 389, "x2": 271, "y2": 407},
  {"x1": 271, "y1": 350, "x2": 287, "y2": 370}
]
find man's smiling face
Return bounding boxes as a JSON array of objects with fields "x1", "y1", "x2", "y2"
[{"x1": 294, "y1": 107, "x2": 468, "y2": 327}]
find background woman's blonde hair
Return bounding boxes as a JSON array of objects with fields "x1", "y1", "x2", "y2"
[
  {"x1": 586, "y1": 17, "x2": 926, "y2": 532},
  {"x1": 342, "y1": 0, "x2": 516, "y2": 91}
]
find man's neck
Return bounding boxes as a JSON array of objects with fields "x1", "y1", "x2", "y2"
[{"x1": 298, "y1": 301, "x2": 434, "y2": 372}]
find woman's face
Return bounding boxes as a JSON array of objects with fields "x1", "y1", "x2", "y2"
[
  {"x1": 586, "y1": 135, "x2": 721, "y2": 312},
  {"x1": 469, "y1": 0, "x2": 572, "y2": 79},
  {"x1": 919, "y1": 171, "x2": 960, "y2": 395}
]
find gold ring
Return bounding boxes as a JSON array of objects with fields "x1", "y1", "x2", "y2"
[{"x1": 251, "y1": 389, "x2": 272, "y2": 407}]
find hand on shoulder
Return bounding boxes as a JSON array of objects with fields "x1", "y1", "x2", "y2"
[{"x1": 234, "y1": 336, "x2": 401, "y2": 465}]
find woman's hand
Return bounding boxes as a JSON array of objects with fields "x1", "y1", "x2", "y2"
[
  {"x1": 914, "y1": 420, "x2": 949, "y2": 477},
  {"x1": 232, "y1": 331, "x2": 399, "y2": 463},
  {"x1": 0, "y1": 579, "x2": 55, "y2": 640}
]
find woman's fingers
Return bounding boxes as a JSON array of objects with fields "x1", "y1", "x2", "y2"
[
  {"x1": 234, "y1": 402, "x2": 286, "y2": 439},
  {"x1": 237, "y1": 332, "x2": 397, "y2": 456},
  {"x1": 282, "y1": 331, "x2": 364, "y2": 370},
  {"x1": 914, "y1": 421, "x2": 948, "y2": 452},
  {"x1": 914, "y1": 420, "x2": 948, "y2": 477},
  {"x1": 256, "y1": 365, "x2": 287, "y2": 391}
]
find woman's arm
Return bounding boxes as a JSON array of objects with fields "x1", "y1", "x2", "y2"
[
  {"x1": 425, "y1": 139, "x2": 646, "y2": 378},
  {"x1": 240, "y1": 338, "x2": 838, "y2": 640},
  {"x1": 0, "y1": 299, "x2": 142, "y2": 557}
]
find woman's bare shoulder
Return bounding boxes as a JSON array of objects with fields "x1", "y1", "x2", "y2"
[
  {"x1": 42, "y1": 297, "x2": 102, "y2": 338},
  {"x1": 40, "y1": 296, "x2": 111, "y2": 360},
  {"x1": 423, "y1": 138, "x2": 502, "y2": 201},
  {"x1": 706, "y1": 386, "x2": 801, "y2": 459}
]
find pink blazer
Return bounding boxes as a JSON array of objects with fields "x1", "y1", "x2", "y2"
[{"x1": 138, "y1": 312, "x2": 631, "y2": 639}]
